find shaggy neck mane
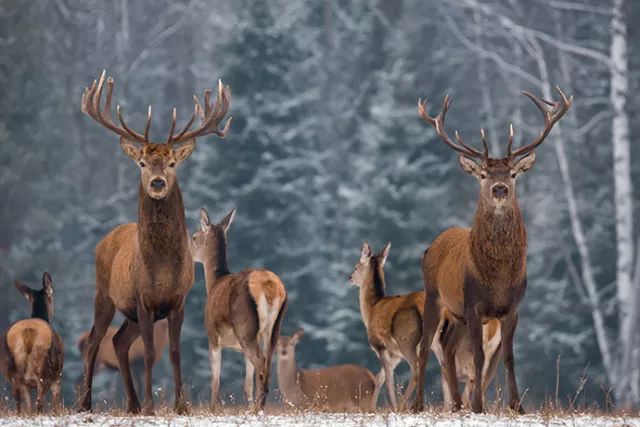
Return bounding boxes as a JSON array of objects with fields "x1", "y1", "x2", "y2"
[
  {"x1": 203, "y1": 235, "x2": 230, "y2": 292},
  {"x1": 470, "y1": 197, "x2": 527, "y2": 285},
  {"x1": 138, "y1": 183, "x2": 188, "y2": 265}
]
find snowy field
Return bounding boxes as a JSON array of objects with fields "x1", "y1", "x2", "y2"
[{"x1": 0, "y1": 412, "x2": 639, "y2": 427}]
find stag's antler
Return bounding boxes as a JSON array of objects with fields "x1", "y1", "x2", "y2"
[
  {"x1": 81, "y1": 71, "x2": 232, "y2": 144},
  {"x1": 509, "y1": 86, "x2": 572, "y2": 159},
  {"x1": 418, "y1": 95, "x2": 488, "y2": 160}
]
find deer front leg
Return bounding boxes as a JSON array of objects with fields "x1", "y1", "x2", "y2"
[
  {"x1": 137, "y1": 306, "x2": 156, "y2": 416},
  {"x1": 411, "y1": 293, "x2": 441, "y2": 412},
  {"x1": 465, "y1": 308, "x2": 485, "y2": 413},
  {"x1": 168, "y1": 308, "x2": 189, "y2": 414},
  {"x1": 113, "y1": 319, "x2": 142, "y2": 414},
  {"x1": 501, "y1": 311, "x2": 524, "y2": 414}
]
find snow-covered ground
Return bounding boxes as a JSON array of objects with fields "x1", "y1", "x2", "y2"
[{"x1": 0, "y1": 412, "x2": 639, "y2": 427}]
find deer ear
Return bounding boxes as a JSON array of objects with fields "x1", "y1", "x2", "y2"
[
  {"x1": 379, "y1": 242, "x2": 391, "y2": 267},
  {"x1": 14, "y1": 281, "x2": 33, "y2": 302},
  {"x1": 360, "y1": 241, "x2": 372, "y2": 264},
  {"x1": 459, "y1": 155, "x2": 482, "y2": 179},
  {"x1": 120, "y1": 137, "x2": 143, "y2": 161},
  {"x1": 199, "y1": 208, "x2": 211, "y2": 231},
  {"x1": 173, "y1": 139, "x2": 196, "y2": 165},
  {"x1": 219, "y1": 208, "x2": 236, "y2": 233},
  {"x1": 292, "y1": 328, "x2": 305, "y2": 344},
  {"x1": 512, "y1": 152, "x2": 536, "y2": 177},
  {"x1": 42, "y1": 272, "x2": 53, "y2": 294}
]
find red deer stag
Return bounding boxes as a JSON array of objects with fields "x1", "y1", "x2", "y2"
[
  {"x1": 0, "y1": 273, "x2": 64, "y2": 413},
  {"x1": 78, "y1": 70, "x2": 231, "y2": 415},
  {"x1": 191, "y1": 208, "x2": 287, "y2": 411},
  {"x1": 350, "y1": 241, "x2": 501, "y2": 411},
  {"x1": 411, "y1": 87, "x2": 571, "y2": 413},
  {"x1": 276, "y1": 328, "x2": 378, "y2": 411}
]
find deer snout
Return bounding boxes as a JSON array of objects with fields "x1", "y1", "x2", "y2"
[
  {"x1": 492, "y1": 184, "x2": 509, "y2": 199},
  {"x1": 150, "y1": 178, "x2": 167, "y2": 190}
]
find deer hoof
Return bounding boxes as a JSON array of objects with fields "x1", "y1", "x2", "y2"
[
  {"x1": 175, "y1": 400, "x2": 190, "y2": 415},
  {"x1": 410, "y1": 400, "x2": 424, "y2": 413}
]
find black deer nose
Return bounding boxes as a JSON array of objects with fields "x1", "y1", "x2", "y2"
[
  {"x1": 492, "y1": 184, "x2": 509, "y2": 199},
  {"x1": 151, "y1": 178, "x2": 166, "y2": 190}
]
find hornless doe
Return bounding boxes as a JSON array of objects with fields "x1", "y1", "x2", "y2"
[
  {"x1": 0, "y1": 273, "x2": 64, "y2": 414},
  {"x1": 191, "y1": 208, "x2": 287, "y2": 411},
  {"x1": 350, "y1": 242, "x2": 501, "y2": 411},
  {"x1": 276, "y1": 328, "x2": 378, "y2": 411},
  {"x1": 76, "y1": 320, "x2": 168, "y2": 393},
  {"x1": 78, "y1": 71, "x2": 231, "y2": 414},
  {"x1": 412, "y1": 88, "x2": 571, "y2": 413}
]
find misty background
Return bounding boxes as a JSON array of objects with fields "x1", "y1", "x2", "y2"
[{"x1": 1, "y1": 0, "x2": 639, "y2": 411}]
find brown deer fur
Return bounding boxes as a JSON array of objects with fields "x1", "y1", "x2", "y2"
[
  {"x1": 78, "y1": 71, "x2": 232, "y2": 415},
  {"x1": 191, "y1": 208, "x2": 288, "y2": 411},
  {"x1": 412, "y1": 89, "x2": 571, "y2": 413},
  {"x1": 350, "y1": 242, "x2": 501, "y2": 411},
  {"x1": 0, "y1": 273, "x2": 64, "y2": 414},
  {"x1": 276, "y1": 329, "x2": 378, "y2": 411}
]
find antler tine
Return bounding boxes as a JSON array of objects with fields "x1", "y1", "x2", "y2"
[
  {"x1": 171, "y1": 79, "x2": 233, "y2": 143},
  {"x1": 507, "y1": 123, "x2": 515, "y2": 157},
  {"x1": 166, "y1": 108, "x2": 177, "y2": 143},
  {"x1": 143, "y1": 106, "x2": 152, "y2": 142},
  {"x1": 116, "y1": 105, "x2": 146, "y2": 142},
  {"x1": 417, "y1": 95, "x2": 481, "y2": 159},
  {"x1": 479, "y1": 128, "x2": 490, "y2": 161},
  {"x1": 80, "y1": 71, "x2": 148, "y2": 143},
  {"x1": 172, "y1": 103, "x2": 198, "y2": 141},
  {"x1": 510, "y1": 86, "x2": 572, "y2": 158},
  {"x1": 454, "y1": 130, "x2": 483, "y2": 157}
]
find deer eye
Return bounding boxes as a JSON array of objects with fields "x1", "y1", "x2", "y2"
[
  {"x1": 480, "y1": 171, "x2": 488, "y2": 179},
  {"x1": 139, "y1": 161, "x2": 146, "y2": 168},
  {"x1": 169, "y1": 162, "x2": 176, "y2": 168}
]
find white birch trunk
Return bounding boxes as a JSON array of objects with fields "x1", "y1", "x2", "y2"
[{"x1": 610, "y1": 0, "x2": 636, "y2": 405}]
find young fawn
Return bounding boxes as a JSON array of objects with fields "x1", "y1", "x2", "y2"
[
  {"x1": 277, "y1": 328, "x2": 379, "y2": 411},
  {"x1": 191, "y1": 208, "x2": 287, "y2": 411},
  {"x1": 350, "y1": 242, "x2": 501, "y2": 411},
  {"x1": 0, "y1": 273, "x2": 64, "y2": 413}
]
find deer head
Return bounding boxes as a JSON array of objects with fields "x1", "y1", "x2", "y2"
[
  {"x1": 14, "y1": 272, "x2": 55, "y2": 322},
  {"x1": 349, "y1": 241, "x2": 391, "y2": 287},
  {"x1": 418, "y1": 87, "x2": 571, "y2": 214},
  {"x1": 81, "y1": 71, "x2": 232, "y2": 200},
  {"x1": 191, "y1": 207, "x2": 236, "y2": 264},
  {"x1": 277, "y1": 328, "x2": 304, "y2": 361}
]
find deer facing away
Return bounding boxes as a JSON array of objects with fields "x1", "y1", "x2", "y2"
[
  {"x1": 78, "y1": 70, "x2": 231, "y2": 415},
  {"x1": 0, "y1": 273, "x2": 64, "y2": 414},
  {"x1": 412, "y1": 87, "x2": 571, "y2": 413},
  {"x1": 276, "y1": 328, "x2": 379, "y2": 411},
  {"x1": 191, "y1": 208, "x2": 288, "y2": 411},
  {"x1": 350, "y1": 241, "x2": 502, "y2": 411}
]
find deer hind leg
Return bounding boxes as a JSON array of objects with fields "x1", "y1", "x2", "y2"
[
  {"x1": 394, "y1": 308, "x2": 422, "y2": 411},
  {"x1": 241, "y1": 339, "x2": 266, "y2": 412},
  {"x1": 167, "y1": 308, "x2": 188, "y2": 414},
  {"x1": 19, "y1": 384, "x2": 32, "y2": 414},
  {"x1": 79, "y1": 291, "x2": 115, "y2": 412},
  {"x1": 377, "y1": 349, "x2": 400, "y2": 411},
  {"x1": 113, "y1": 319, "x2": 142, "y2": 414},
  {"x1": 208, "y1": 344, "x2": 222, "y2": 412},
  {"x1": 51, "y1": 379, "x2": 62, "y2": 414},
  {"x1": 371, "y1": 369, "x2": 385, "y2": 411},
  {"x1": 35, "y1": 378, "x2": 48, "y2": 413},
  {"x1": 411, "y1": 292, "x2": 442, "y2": 413},
  {"x1": 136, "y1": 307, "x2": 156, "y2": 416},
  {"x1": 260, "y1": 296, "x2": 286, "y2": 410},
  {"x1": 244, "y1": 355, "x2": 255, "y2": 404},
  {"x1": 440, "y1": 318, "x2": 464, "y2": 411}
]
